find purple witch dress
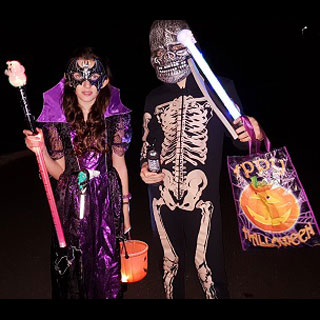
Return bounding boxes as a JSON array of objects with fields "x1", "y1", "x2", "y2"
[{"x1": 37, "y1": 79, "x2": 132, "y2": 299}]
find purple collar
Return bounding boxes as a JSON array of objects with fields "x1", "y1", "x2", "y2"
[{"x1": 37, "y1": 78, "x2": 131, "y2": 123}]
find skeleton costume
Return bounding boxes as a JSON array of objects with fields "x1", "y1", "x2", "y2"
[
  {"x1": 141, "y1": 20, "x2": 247, "y2": 299},
  {"x1": 37, "y1": 59, "x2": 132, "y2": 299}
]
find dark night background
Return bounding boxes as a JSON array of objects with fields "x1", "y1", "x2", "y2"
[
  {"x1": 1, "y1": 18, "x2": 320, "y2": 300},
  {"x1": 1, "y1": 19, "x2": 320, "y2": 163}
]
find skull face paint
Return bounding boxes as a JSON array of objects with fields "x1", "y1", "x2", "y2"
[
  {"x1": 150, "y1": 20, "x2": 192, "y2": 84},
  {"x1": 66, "y1": 58, "x2": 107, "y2": 91}
]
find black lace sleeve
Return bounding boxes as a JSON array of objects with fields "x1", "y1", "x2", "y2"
[
  {"x1": 111, "y1": 114, "x2": 132, "y2": 157},
  {"x1": 41, "y1": 123, "x2": 64, "y2": 160}
]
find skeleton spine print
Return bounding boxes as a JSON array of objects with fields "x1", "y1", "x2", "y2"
[{"x1": 155, "y1": 95, "x2": 213, "y2": 206}]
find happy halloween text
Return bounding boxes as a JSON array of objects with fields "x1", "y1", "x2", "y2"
[
  {"x1": 233, "y1": 157, "x2": 285, "y2": 179},
  {"x1": 242, "y1": 223, "x2": 315, "y2": 248}
]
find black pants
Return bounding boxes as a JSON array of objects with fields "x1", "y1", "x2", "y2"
[{"x1": 149, "y1": 187, "x2": 230, "y2": 299}]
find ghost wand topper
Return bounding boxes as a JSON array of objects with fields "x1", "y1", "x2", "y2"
[{"x1": 5, "y1": 61, "x2": 67, "y2": 248}]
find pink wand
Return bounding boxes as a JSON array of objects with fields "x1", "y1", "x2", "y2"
[{"x1": 5, "y1": 61, "x2": 67, "y2": 248}]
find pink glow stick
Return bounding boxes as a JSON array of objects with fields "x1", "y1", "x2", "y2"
[{"x1": 5, "y1": 61, "x2": 67, "y2": 248}]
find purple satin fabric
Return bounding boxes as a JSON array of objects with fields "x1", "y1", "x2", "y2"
[
  {"x1": 51, "y1": 126, "x2": 127, "y2": 299},
  {"x1": 37, "y1": 78, "x2": 131, "y2": 123},
  {"x1": 55, "y1": 166, "x2": 123, "y2": 299}
]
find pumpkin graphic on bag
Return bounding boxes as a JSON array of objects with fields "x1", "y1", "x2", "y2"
[{"x1": 240, "y1": 177, "x2": 300, "y2": 233}]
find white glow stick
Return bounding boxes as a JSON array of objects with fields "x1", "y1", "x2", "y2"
[{"x1": 177, "y1": 30, "x2": 242, "y2": 120}]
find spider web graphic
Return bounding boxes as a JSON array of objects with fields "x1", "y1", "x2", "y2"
[{"x1": 227, "y1": 147, "x2": 320, "y2": 250}]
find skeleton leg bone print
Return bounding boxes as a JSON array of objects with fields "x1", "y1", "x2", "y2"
[{"x1": 152, "y1": 196, "x2": 217, "y2": 299}]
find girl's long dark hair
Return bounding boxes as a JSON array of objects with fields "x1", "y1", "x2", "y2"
[{"x1": 63, "y1": 47, "x2": 112, "y2": 157}]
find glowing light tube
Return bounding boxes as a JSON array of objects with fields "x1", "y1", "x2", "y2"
[
  {"x1": 34, "y1": 140, "x2": 67, "y2": 248},
  {"x1": 177, "y1": 29, "x2": 242, "y2": 120},
  {"x1": 5, "y1": 61, "x2": 66, "y2": 248}
]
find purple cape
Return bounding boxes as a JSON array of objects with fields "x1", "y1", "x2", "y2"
[{"x1": 37, "y1": 78, "x2": 131, "y2": 123}]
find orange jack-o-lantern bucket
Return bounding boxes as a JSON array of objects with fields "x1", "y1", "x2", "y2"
[{"x1": 120, "y1": 240, "x2": 149, "y2": 283}]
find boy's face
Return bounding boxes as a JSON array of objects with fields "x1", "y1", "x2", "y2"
[{"x1": 150, "y1": 20, "x2": 191, "y2": 84}]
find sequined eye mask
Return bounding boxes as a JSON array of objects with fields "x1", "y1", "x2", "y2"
[{"x1": 65, "y1": 58, "x2": 107, "y2": 91}]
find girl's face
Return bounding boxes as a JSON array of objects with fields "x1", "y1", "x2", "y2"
[
  {"x1": 73, "y1": 59, "x2": 109, "y2": 106},
  {"x1": 66, "y1": 58, "x2": 108, "y2": 90}
]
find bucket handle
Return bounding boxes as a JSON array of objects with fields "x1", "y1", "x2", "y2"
[
  {"x1": 121, "y1": 238, "x2": 129, "y2": 260},
  {"x1": 120, "y1": 231, "x2": 132, "y2": 260}
]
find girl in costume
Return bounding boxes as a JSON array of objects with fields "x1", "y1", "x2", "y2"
[{"x1": 23, "y1": 47, "x2": 132, "y2": 299}]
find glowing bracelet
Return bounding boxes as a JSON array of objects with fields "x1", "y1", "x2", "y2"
[{"x1": 177, "y1": 29, "x2": 242, "y2": 121}]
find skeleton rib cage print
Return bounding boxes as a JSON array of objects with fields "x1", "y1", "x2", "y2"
[{"x1": 153, "y1": 95, "x2": 214, "y2": 208}]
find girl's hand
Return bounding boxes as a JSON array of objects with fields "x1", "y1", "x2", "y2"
[{"x1": 23, "y1": 128, "x2": 46, "y2": 153}]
